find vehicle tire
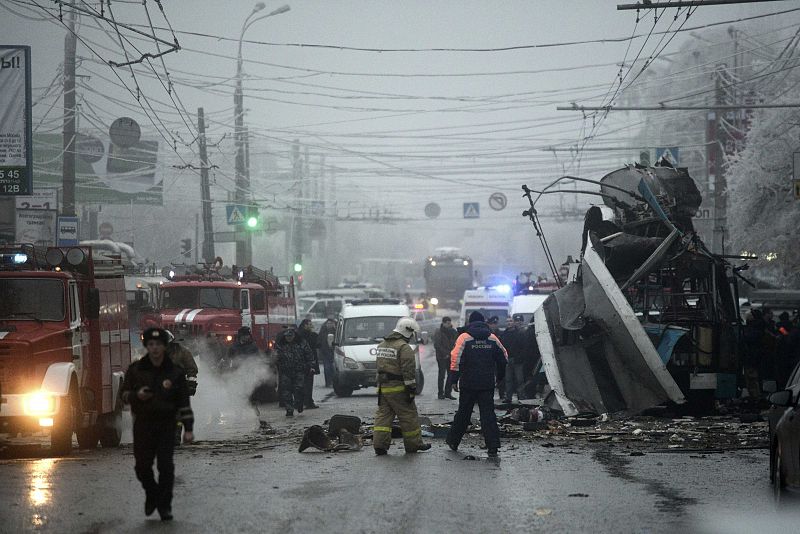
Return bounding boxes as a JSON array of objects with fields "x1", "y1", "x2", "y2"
[
  {"x1": 774, "y1": 445, "x2": 785, "y2": 504},
  {"x1": 332, "y1": 373, "x2": 353, "y2": 398},
  {"x1": 99, "y1": 412, "x2": 123, "y2": 448},
  {"x1": 50, "y1": 395, "x2": 74, "y2": 456},
  {"x1": 416, "y1": 368, "x2": 425, "y2": 396}
]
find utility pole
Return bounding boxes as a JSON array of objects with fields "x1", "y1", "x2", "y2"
[
  {"x1": 62, "y1": 2, "x2": 77, "y2": 217},
  {"x1": 197, "y1": 107, "x2": 215, "y2": 263},
  {"x1": 194, "y1": 213, "x2": 199, "y2": 264},
  {"x1": 711, "y1": 66, "x2": 727, "y2": 255}
]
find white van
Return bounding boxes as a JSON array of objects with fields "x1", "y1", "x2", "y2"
[
  {"x1": 458, "y1": 287, "x2": 512, "y2": 327},
  {"x1": 329, "y1": 299, "x2": 425, "y2": 397},
  {"x1": 510, "y1": 294, "x2": 550, "y2": 325}
]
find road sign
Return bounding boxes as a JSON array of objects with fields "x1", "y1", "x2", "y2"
[
  {"x1": 424, "y1": 202, "x2": 441, "y2": 219},
  {"x1": 488, "y1": 192, "x2": 507, "y2": 211},
  {"x1": 57, "y1": 216, "x2": 79, "y2": 246},
  {"x1": 109, "y1": 117, "x2": 141, "y2": 148},
  {"x1": 15, "y1": 187, "x2": 57, "y2": 211},
  {"x1": 226, "y1": 204, "x2": 247, "y2": 225},
  {"x1": 0, "y1": 46, "x2": 32, "y2": 196},
  {"x1": 463, "y1": 202, "x2": 480, "y2": 219},
  {"x1": 656, "y1": 147, "x2": 680, "y2": 166}
]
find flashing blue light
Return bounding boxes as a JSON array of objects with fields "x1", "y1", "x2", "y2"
[
  {"x1": 13, "y1": 253, "x2": 27, "y2": 264},
  {"x1": 494, "y1": 284, "x2": 511, "y2": 295}
]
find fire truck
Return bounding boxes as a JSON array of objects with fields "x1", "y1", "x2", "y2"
[
  {"x1": 144, "y1": 263, "x2": 297, "y2": 361},
  {"x1": 0, "y1": 244, "x2": 131, "y2": 455}
]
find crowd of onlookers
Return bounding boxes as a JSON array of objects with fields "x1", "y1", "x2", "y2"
[{"x1": 742, "y1": 308, "x2": 800, "y2": 399}]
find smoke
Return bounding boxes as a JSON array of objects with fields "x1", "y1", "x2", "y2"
[{"x1": 189, "y1": 340, "x2": 276, "y2": 441}]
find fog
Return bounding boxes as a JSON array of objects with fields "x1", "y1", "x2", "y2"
[{"x1": 2, "y1": 1, "x2": 795, "y2": 287}]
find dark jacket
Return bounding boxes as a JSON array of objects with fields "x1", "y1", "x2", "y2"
[
  {"x1": 499, "y1": 325, "x2": 530, "y2": 364},
  {"x1": 121, "y1": 355, "x2": 194, "y2": 431},
  {"x1": 318, "y1": 324, "x2": 336, "y2": 360},
  {"x1": 275, "y1": 332, "x2": 315, "y2": 374},
  {"x1": 298, "y1": 329, "x2": 320, "y2": 372},
  {"x1": 228, "y1": 339, "x2": 260, "y2": 359},
  {"x1": 450, "y1": 321, "x2": 507, "y2": 391},
  {"x1": 433, "y1": 325, "x2": 458, "y2": 362}
]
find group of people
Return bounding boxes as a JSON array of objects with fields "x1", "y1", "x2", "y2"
[
  {"x1": 742, "y1": 307, "x2": 800, "y2": 399},
  {"x1": 433, "y1": 312, "x2": 541, "y2": 404},
  {"x1": 374, "y1": 310, "x2": 538, "y2": 458}
]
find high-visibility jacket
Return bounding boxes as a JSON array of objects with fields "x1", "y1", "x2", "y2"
[{"x1": 376, "y1": 332, "x2": 416, "y2": 392}]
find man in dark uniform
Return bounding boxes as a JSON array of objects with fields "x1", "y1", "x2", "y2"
[
  {"x1": 228, "y1": 326, "x2": 260, "y2": 360},
  {"x1": 447, "y1": 312, "x2": 507, "y2": 458},
  {"x1": 275, "y1": 327, "x2": 315, "y2": 417},
  {"x1": 433, "y1": 316, "x2": 458, "y2": 399},
  {"x1": 122, "y1": 327, "x2": 194, "y2": 521},
  {"x1": 298, "y1": 319, "x2": 320, "y2": 409},
  {"x1": 318, "y1": 318, "x2": 337, "y2": 387}
]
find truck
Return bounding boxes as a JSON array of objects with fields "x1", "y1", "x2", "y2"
[
  {"x1": 0, "y1": 244, "x2": 131, "y2": 454},
  {"x1": 423, "y1": 247, "x2": 474, "y2": 309},
  {"x1": 145, "y1": 263, "x2": 297, "y2": 362}
]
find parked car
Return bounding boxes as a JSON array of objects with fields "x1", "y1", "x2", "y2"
[{"x1": 768, "y1": 360, "x2": 800, "y2": 501}]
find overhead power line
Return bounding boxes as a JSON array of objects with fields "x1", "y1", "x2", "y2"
[
  {"x1": 618, "y1": 0, "x2": 791, "y2": 9},
  {"x1": 558, "y1": 103, "x2": 800, "y2": 111}
]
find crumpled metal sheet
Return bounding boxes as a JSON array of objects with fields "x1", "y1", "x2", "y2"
[{"x1": 535, "y1": 232, "x2": 686, "y2": 416}]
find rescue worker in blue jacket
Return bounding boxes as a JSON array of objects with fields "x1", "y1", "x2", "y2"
[{"x1": 447, "y1": 311, "x2": 508, "y2": 457}]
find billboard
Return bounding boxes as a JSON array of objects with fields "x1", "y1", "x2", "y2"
[
  {"x1": 33, "y1": 133, "x2": 161, "y2": 204},
  {"x1": 0, "y1": 46, "x2": 32, "y2": 195}
]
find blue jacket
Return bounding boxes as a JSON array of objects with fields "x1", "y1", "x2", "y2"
[{"x1": 450, "y1": 321, "x2": 508, "y2": 391}]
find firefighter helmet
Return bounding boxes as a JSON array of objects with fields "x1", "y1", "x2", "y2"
[{"x1": 393, "y1": 317, "x2": 420, "y2": 340}]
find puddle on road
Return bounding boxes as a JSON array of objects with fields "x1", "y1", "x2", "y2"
[{"x1": 593, "y1": 448, "x2": 696, "y2": 514}]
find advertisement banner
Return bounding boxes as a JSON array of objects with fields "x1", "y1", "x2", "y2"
[
  {"x1": 33, "y1": 133, "x2": 161, "y2": 205},
  {"x1": 15, "y1": 209, "x2": 56, "y2": 246},
  {"x1": 0, "y1": 46, "x2": 32, "y2": 195}
]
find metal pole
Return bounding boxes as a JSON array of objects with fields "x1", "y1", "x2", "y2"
[
  {"x1": 197, "y1": 107, "x2": 215, "y2": 263},
  {"x1": 62, "y1": 2, "x2": 77, "y2": 217},
  {"x1": 194, "y1": 213, "x2": 199, "y2": 264}
]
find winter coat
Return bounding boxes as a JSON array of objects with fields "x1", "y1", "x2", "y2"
[
  {"x1": 275, "y1": 333, "x2": 315, "y2": 374},
  {"x1": 499, "y1": 325, "x2": 530, "y2": 364},
  {"x1": 298, "y1": 329, "x2": 320, "y2": 372},
  {"x1": 318, "y1": 324, "x2": 336, "y2": 360},
  {"x1": 450, "y1": 321, "x2": 507, "y2": 391},
  {"x1": 121, "y1": 355, "x2": 194, "y2": 430},
  {"x1": 228, "y1": 340, "x2": 260, "y2": 359},
  {"x1": 376, "y1": 331, "x2": 417, "y2": 389},
  {"x1": 167, "y1": 342, "x2": 198, "y2": 378},
  {"x1": 433, "y1": 325, "x2": 458, "y2": 362}
]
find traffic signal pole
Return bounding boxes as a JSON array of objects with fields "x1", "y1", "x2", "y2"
[{"x1": 197, "y1": 107, "x2": 215, "y2": 263}]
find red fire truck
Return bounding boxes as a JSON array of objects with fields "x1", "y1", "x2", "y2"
[
  {"x1": 143, "y1": 264, "x2": 297, "y2": 360},
  {"x1": 0, "y1": 244, "x2": 131, "y2": 455}
]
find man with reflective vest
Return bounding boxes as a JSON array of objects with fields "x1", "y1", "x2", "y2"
[
  {"x1": 447, "y1": 311, "x2": 508, "y2": 458},
  {"x1": 373, "y1": 317, "x2": 432, "y2": 455}
]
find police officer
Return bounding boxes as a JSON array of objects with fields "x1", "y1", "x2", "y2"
[
  {"x1": 122, "y1": 327, "x2": 194, "y2": 521},
  {"x1": 447, "y1": 311, "x2": 507, "y2": 458},
  {"x1": 373, "y1": 317, "x2": 432, "y2": 455}
]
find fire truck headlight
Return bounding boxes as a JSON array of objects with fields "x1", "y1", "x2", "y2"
[
  {"x1": 225, "y1": 335, "x2": 234, "y2": 342},
  {"x1": 39, "y1": 418, "x2": 54, "y2": 427},
  {"x1": 24, "y1": 392, "x2": 57, "y2": 416}
]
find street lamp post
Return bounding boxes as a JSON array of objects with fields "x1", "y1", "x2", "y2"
[{"x1": 234, "y1": 3, "x2": 290, "y2": 266}]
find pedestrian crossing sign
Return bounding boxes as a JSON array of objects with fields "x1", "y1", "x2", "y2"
[
  {"x1": 463, "y1": 202, "x2": 480, "y2": 219},
  {"x1": 226, "y1": 204, "x2": 247, "y2": 225}
]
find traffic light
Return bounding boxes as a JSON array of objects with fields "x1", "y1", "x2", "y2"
[
  {"x1": 246, "y1": 206, "x2": 259, "y2": 230},
  {"x1": 180, "y1": 238, "x2": 192, "y2": 258},
  {"x1": 293, "y1": 254, "x2": 302, "y2": 273}
]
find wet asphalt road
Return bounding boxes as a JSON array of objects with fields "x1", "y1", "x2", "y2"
[{"x1": 0, "y1": 348, "x2": 786, "y2": 533}]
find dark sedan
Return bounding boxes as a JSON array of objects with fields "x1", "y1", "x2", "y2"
[{"x1": 768, "y1": 360, "x2": 800, "y2": 501}]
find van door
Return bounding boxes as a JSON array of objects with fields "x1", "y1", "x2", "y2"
[{"x1": 240, "y1": 289, "x2": 252, "y2": 330}]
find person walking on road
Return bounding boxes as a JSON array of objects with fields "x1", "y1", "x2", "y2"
[
  {"x1": 318, "y1": 318, "x2": 337, "y2": 387},
  {"x1": 433, "y1": 316, "x2": 458, "y2": 400},
  {"x1": 298, "y1": 319, "x2": 321, "y2": 409},
  {"x1": 447, "y1": 311, "x2": 507, "y2": 458},
  {"x1": 276, "y1": 327, "x2": 315, "y2": 417},
  {"x1": 122, "y1": 327, "x2": 194, "y2": 521},
  {"x1": 373, "y1": 317, "x2": 432, "y2": 455}
]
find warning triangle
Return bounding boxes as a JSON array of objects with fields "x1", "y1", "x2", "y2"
[
  {"x1": 463, "y1": 203, "x2": 480, "y2": 218},
  {"x1": 229, "y1": 207, "x2": 245, "y2": 223}
]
